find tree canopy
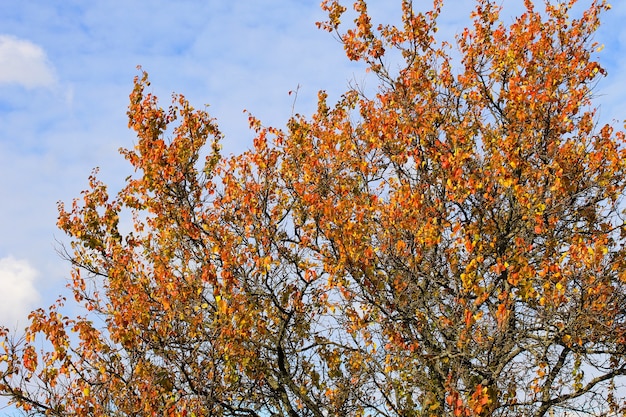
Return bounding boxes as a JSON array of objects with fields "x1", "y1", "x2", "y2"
[{"x1": 2, "y1": 0, "x2": 626, "y2": 416}]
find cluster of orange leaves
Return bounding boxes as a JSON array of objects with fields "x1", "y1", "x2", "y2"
[{"x1": 2, "y1": 0, "x2": 626, "y2": 416}]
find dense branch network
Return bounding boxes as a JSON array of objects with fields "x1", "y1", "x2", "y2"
[{"x1": 1, "y1": 1, "x2": 626, "y2": 416}]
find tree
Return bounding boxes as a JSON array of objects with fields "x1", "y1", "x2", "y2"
[{"x1": 2, "y1": 0, "x2": 626, "y2": 415}]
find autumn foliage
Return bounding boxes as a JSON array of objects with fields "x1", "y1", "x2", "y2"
[{"x1": 2, "y1": 0, "x2": 626, "y2": 416}]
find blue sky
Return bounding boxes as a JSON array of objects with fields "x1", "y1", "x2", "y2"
[
  {"x1": 0, "y1": 0, "x2": 360, "y2": 331},
  {"x1": 0, "y1": 0, "x2": 624, "y2": 344}
]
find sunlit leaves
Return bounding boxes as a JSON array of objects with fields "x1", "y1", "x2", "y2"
[{"x1": 1, "y1": 1, "x2": 626, "y2": 417}]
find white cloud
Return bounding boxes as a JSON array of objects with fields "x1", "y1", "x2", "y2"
[
  {"x1": 0, "y1": 256, "x2": 40, "y2": 329},
  {"x1": 0, "y1": 35, "x2": 56, "y2": 89}
]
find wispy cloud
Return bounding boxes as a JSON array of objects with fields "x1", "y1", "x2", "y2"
[
  {"x1": 0, "y1": 255, "x2": 40, "y2": 329},
  {"x1": 0, "y1": 35, "x2": 57, "y2": 89}
]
